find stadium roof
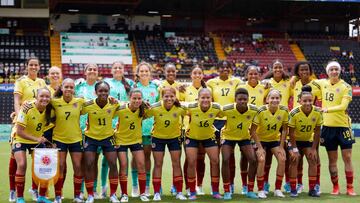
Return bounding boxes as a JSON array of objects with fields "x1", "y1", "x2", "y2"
[{"x1": 50, "y1": 0, "x2": 360, "y2": 20}]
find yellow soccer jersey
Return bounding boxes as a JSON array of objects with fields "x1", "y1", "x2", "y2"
[
  {"x1": 219, "y1": 104, "x2": 258, "y2": 141},
  {"x1": 268, "y1": 78, "x2": 292, "y2": 107},
  {"x1": 82, "y1": 99, "x2": 118, "y2": 140},
  {"x1": 159, "y1": 80, "x2": 181, "y2": 99},
  {"x1": 14, "y1": 102, "x2": 48, "y2": 144},
  {"x1": 253, "y1": 105, "x2": 289, "y2": 142},
  {"x1": 288, "y1": 106, "x2": 323, "y2": 141},
  {"x1": 206, "y1": 77, "x2": 242, "y2": 106},
  {"x1": 51, "y1": 97, "x2": 85, "y2": 143},
  {"x1": 186, "y1": 102, "x2": 221, "y2": 140},
  {"x1": 238, "y1": 81, "x2": 268, "y2": 107},
  {"x1": 179, "y1": 85, "x2": 203, "y2": 102},
  {"x1": 14, "y1": 76, "x2": 46, "y2": 103},
  {"x1": 114, "y1": 104, "x2": 143, "y2": 145},
  {"x1": 293, "y1": 80, "x2": 321, "y2": 107},
  {"x1": 146, "y1": 101, "x2": 186, "y2": 139},
  {"x1": 315, "y1": 79, "x2": 352, "y2": 127}
]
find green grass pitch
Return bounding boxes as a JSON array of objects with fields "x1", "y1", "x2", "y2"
[{"x1": 0, "y1": 140, "x2": 360, "y2": 203}]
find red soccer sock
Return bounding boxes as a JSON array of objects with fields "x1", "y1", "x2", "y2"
[
  {"x1": 211, "y1": 176, "x2": 220, "y2": 193},
  {"x1": 196, "y1": 155, "x2": 205, "y2": 186},
  {"x1": 138, "y1": 172, "x2": 146, "y2": 194},
  {"x1": 39, "y1": 186, "x2": 47, "y2": 197},
  {"x1": 119, "y1": 174, "x2": 128, "y2": 195},
  {"x1": 109, "y1": 176, "x2": 118, "y2": 196},
  {"x1": 275, "y1": 174, "x2": 284, "y2": 190},
  {"x1": 187, "y1": 176, "x2": 196, "y2": 193},
  {"x1": 223, "y1": 182, "x2": 230, "y2": 193},
  {"x1": 330, "y1": 174, "x2": 339, "y2": 187},
  {"x1": 152, "y1": 177, "x2": 161, "y2": 194},
  {"x1": 316, "y1": 164, "x2": 321, "y2": 185},
  {"x1": 248, "y1": 180, "x2": 255, "y2": 192},
  {"x1": 309, "y1": 176, "x2": 317, "y2": 191},
  {"x1": 54, "y1": 176, "x2": 64, "y2": 196},
  {"x1": 257, "y1": 175, "x2": 264, "y2": 191},
  {"x1": 183, "y1": 160, "x2": 188, "y2": 189},
  {"x1": 173, "y1": 175, "x2": 183, "y2": 193},
  {"x1": 73, "y1": 175, "x2": 83, "y2": 197},
  {"x1": 9, "y1": 156, "x2": 17, "y2": 191},
  {"x1": 15, "y1": 174, "x2": 25, "y2": 198},
  {"x1": 229, "y1": 153, "x2": 236, "y2": 185},
  {"x1": 345, "y1": 171, "x2": 354, "y2": 189},
  {"x1": 85, "y1": 180, "x2": 94, "y2": 196},
  {"x1": 32, "y1": 178, "x2": 38, "y2": 191},
  {"x1": 241, "y1": 171, "x2": 248, "y2": 187},
  {"x1": 264, "y1": 165, "x2": 271, "y2": 183},
  {"x1": 290, "y1": 178, "x2": 297, "y2": 191}
]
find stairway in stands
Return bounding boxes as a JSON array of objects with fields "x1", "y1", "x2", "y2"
[
  {"x1": 290, "y1": 43, "x2": 306, "y2": 61},
  {"x1": 50, "y1": 32, "x2": 61, "y2": 68}
]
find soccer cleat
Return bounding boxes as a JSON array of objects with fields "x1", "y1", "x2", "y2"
[
  {"x1": 120, "y1": 194, "x2": 128, "y2": 203},
  {"x1": 331, "y1": 185, "x2": 340, "y2": 195},
  {"x1": 29, "y1": 189, "x2": 39, "y2": 201},
  {"x1": 314, "y1": 184, "x2": 321, "y2": 195},
  {"x1": 257, "y1": 191, "x2": 267, "y2": 199},
  {"x1": 264, "y1": 182, "x2": 270, "y2": 194},
  {"x1": 153, "y1": 193, "x2": 161, "y2": 201},
  {"x1": 230, "y1": 184, "x2": 234, "y2": 194},
  {"x1": 176, "y1": 192, "x2": 187, "y2": 200},
  {"x1": 308, "y1": 189, "x2": 320, "y2": 197},
  {"x1": 274, "y1": 189, "x2": 285, "y2": 198},
  {"x1": 188, "y1": 192, "x2": 197, "y2": 200},
  {"x1": 283, "y1": 182, "x2": 291, "y2": 193},
  {"x1": 140, "y1": 194, "x2": 150, "y2": 202},
  {"x1": 73, "y1": 196, "x2": 84, "y2": 203},
  {"x1": 296, "y1": 184, "x2": 304, "y2": 193},
  {"x1": 223, "y1": 192, "x2": 232, "y2": 200},
  {"x1": 85, "y1": 195, "x2": 94, "y2": 203},
  {"x1": 246, "y1": 191, "x2": 258, "y2": 199},
  {"x1": 170, "y1": 185, "x2": 177, "y2": 196},
  {"x1": 290, "y1": 190, "x2": 298, "y2": 197},
  {"x1": 144, "y1": 186, "x2": 150, "y2": 197},
  {"x1": 109, "y1": 194, "x2": 120, "y2": 203},
  {"x1": 196, "y1": 186, "x2": 205, "y2": 195},
  {"x1": 9, "y1": 190, "x2": 16, "y2": 202},
  {"x1": 347, "y1": 187, "x2": 357, "y2": 196},
  {"x1": 16, "y1": 197, "x2": 25, "y2": 203},
  {"x1": 131, "y1": 186, "x2": 139, "y2": 197},
  {"x1": 242, "y1": 185, "x2": 248, "y2": 195},
  {"x1": 53, "y1": 196, "x2": 62, "y2": 203},
  {"x1": 37, "y1": 196, "x2": 52, "y2": 203},
  {"x1": 212, "y1": 192, "x2": 223, "y2": 199}
]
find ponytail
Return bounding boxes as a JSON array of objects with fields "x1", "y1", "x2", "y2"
[{"x1": 121, "y1": 76, "x2": 131, "y2": 93}]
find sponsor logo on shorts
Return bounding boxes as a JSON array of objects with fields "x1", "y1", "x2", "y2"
[
  {"x1": 320, "y1": 138, "x2": 324, "y2": 144},
  {"x1": 221, "y1": 139, "x2": 225, "y2": 145},
  {"x1": 152, "y1": 143, "x2": 156, "y2": 148},
  {"x1": 15, "y1": 143, "x2": 21, "y2": 148},
  {"x1": 83, "y1": 142, "x2": 88, "y2": 148},
  {"x1": 185, "y1": 139, "x2": 190, "y2": 145}
]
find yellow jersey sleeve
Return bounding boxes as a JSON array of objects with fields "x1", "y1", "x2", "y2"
[
  {"x1": 114, "y1": 104, "x2": 143, "y2": 145},
  {"x1": 147, "y1": 101, "x2": 186, "y2": 139},
  {"x1": 82, "y1": 99, "x2": 118, "y2": 140},
  {"x1": 51, "y1": 97, "x2": 85, "y2": 143},
  {"x1": 186, "y1": 102, "x2": 221, "y2": 140},
  {"x1": 221, "y1": 104, "x2": 258, "y2": 141},
  {"x1": 14, "y1": 102, "x2": 47, "y2": 144}
]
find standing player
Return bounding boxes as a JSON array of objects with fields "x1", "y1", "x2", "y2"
[
  {"x1": 114, "y1": 89, "x2": 150, "y2": 202},
  {"x1": 10, "y1": 57, "x2": 47, "y2": 202},
  {"x1": 250, "y1": 89, "x2": 288, "y2": 198},
  {"x1": 158, "y1": 63, "x2": 182, "y2": 99},
  {"x1": 81, "y1": 81, "x2": 120, "y2": 203},
  {"x1": 185, "y1": 88, "x2": 222, "y2": 200},
  {"x1": 287, "y1": 85, "x2": 322, "y2": 197},
  {"x1": 237, "y1": 65, "x2": 268, "y2": 194},
  {"x1": 12, "y1": 88, "x2": 52, "y2": 203},
  {"x1": 219, "y1": 88, "x2": 259, "y2": 199},
  {"x1": 51, "y1": 78, "x2": 85, "y2": 203},
  {"x1": 132, "y1": 62, "x2": 160, "y2": 196},
  {"x1": 180, "y1": 66, "x2": 207, "y2": 195},
  {"x1": 206, "y1": 60, "x2": 242, "y2": 193},
  {"x1": 317, "y1": 61, "x2": 356, "y2": 196},
  {"x1": 147, "y1": 87, "x2": 187, "y2": 201}
]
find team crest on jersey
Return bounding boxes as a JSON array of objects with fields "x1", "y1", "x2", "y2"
[
  {"x1": 160, "y1": 114, "x2": 163, "y2": 117},
  {"x1": 229, "y1": 81, "x2": 233, "y2": 86},
  {"x1": 173, "y1": 113, "x2": 177, "y2": 118},
  {"x1": 32, "y1": 117, "x2": 36, "y2": 120},
  {"x1": 189, "y1": 92, "x2": 193, "y2": 95},
  {"x1": 209, "y1": 113, "x2": 214, "y2": 118},
  {"x1": 277, "y1": 116, "x2": 282, "y2": 121},
  {"x1": 195, "y1": 114, "x2": 199, "y2": 117},
  {"x1": 185, "y1": 139, "x2": 190, "y2": 145},
  {"x1": 312, "y1": 117, "x2": 316, "y2": 122},
  {"x1": 107, "y1": 109, "x2": 112, "y2": 114},
  {"x1": 125, "y1": 116, "x2": 129, "y2": 119},
  {"x1": 246, "y1": 115, "x2": 251, "y2": 120},
  {"x1": 232, "y1": 116, "x2": 236, "y2": 119},
  {"x1": 259, "y1": 89, "x2": 263, "y2": 94},
  {"x1": 336, "y1": 88, "x2": 340, "y2": 93},
  {"x1": 73, "y1": 103, "x2": 78, "y2": 108},
  {"x1": 283, "y1": 84, "x2": 287, "y2": 88},
  {"x1": 150, "y1": 92, "x2": 155, "y2": 97}
]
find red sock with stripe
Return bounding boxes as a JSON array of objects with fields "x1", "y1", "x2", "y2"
[
  {"x1": 73, "y1": 175, "x2": 82, "y2": 197},
  {"x1": 15, "y1": 174, "x2": 25, "y2": 198},
  {"x1": 187, "y1": 176, "x2": 196, "y2": 193},
  {"x1": 152, "y1": 177, "x2": 161, "y2": 194},
  {"x1": 119, "y1": 174, "x2": 128, "y2": 195},
  {"x1": 85, "y1": 180, "x2": 94, "y2": 196},
  {"x1": 174, "y1": 175, "x2": 183, "y2": 193},
  {"x1": 290, "y1": 178, "x2": 297, "y2": 191},
  {"x1": 331, "y1": 174, "x2": 338, "y2": 187},
  {"x1": 345, "y1": 171, "x2": 354, "y2": 189},
  {"x1": 138, "y1": 172, "x2": 146, "y2": 194},
  {"x1": 257, "y1": 175, "x2": 264, "y2": 191},
  {"x1": 54, "y1": 176, "x2": 64, "y2": 196},
  {"x1": 223, "y1": 182, "x2": 230, "y2": 193},
  {"x1": 309, "y1": 176, "x2": 317, "y2": 190},
  {"x1": 32, "y1": 178, "x2": 38, "y2": 191},
  {"x1": 109, "y1": 176, "x2": 118, "y2": 196},
  {"x1": 39, "y1": 186, "x2": 47, "y2": 196},
  {"x1": 211, "y1": 176, "x2": 220, "y2": 193},
  {"x1": 9, "y1": 156, "x2": 17, "y2": 191},
  {"x1": 248, "y1": 180, "x2": 255, "y2": 192},
  {"x1": 275, "y1": 174, "x2": 283, "y2": 190}
]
